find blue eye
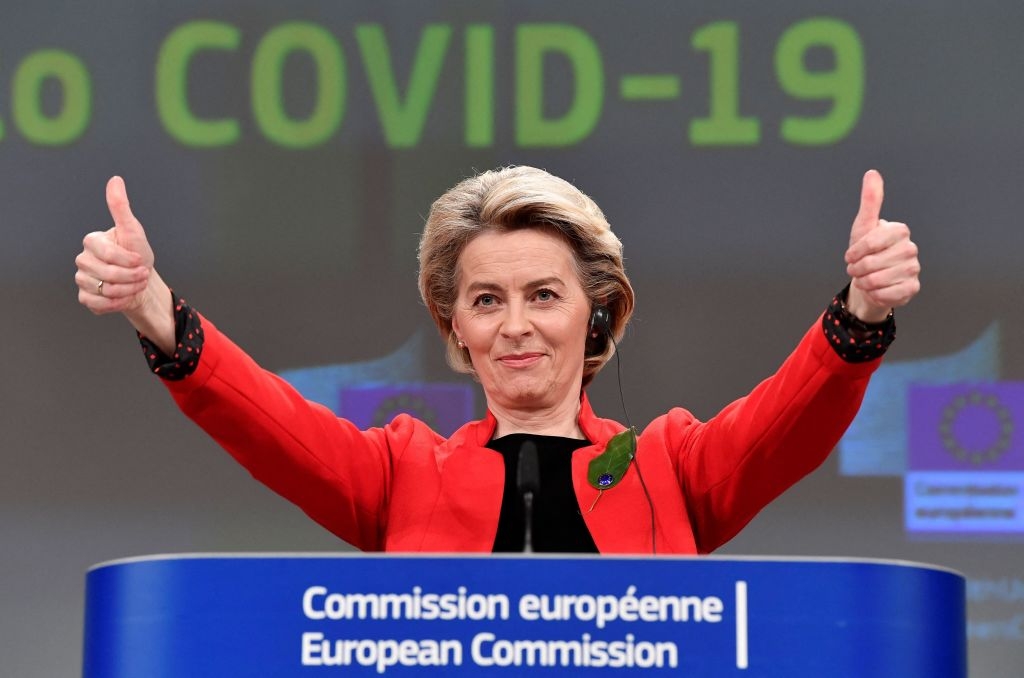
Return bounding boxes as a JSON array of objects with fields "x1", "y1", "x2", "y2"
[
  {"x1": 475, "y1": 294, "x2": 496, "y2": 306},
  {"x1": 536, "y1": 289, "x2": 556, "y2": 301}
]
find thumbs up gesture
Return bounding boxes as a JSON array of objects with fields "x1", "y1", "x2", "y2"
[
  {"x1": 843, "y1": 170, "x2": 921, "y2": 323},
  {"x1": 76, "y1": 177, "x2": 175, "y2": 351},
  {"x1": 75, "y1": 177, "x2": 155, "y2": 314}
]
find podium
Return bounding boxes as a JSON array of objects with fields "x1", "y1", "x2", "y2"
[{"x1": 83, "y1": 554, "x2": 965, "y2": 677}]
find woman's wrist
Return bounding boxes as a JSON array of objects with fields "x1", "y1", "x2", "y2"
[
  {"x1": 125, "y1": 273, "x2": 175, "y2": 354},
  {"x1": 843, "y1": 283, "x2": 893, "y2": 324}
]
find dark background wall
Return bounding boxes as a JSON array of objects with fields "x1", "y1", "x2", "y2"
[{"x1": 2, "y1": 1, "x2": 1021, "y2": 674}]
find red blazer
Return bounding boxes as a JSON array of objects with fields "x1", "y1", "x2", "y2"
[{"x1": 163, "y1": 315, "x2": 880, "y2": 554}]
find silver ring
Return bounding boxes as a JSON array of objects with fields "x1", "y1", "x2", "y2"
[{"x1": 96, "y1": 279, "x2": 105, "y2": 296}]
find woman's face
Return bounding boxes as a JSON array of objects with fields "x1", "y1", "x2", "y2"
[{"x1": 451, "y1": 228, "x2": 591, "y2": 415}]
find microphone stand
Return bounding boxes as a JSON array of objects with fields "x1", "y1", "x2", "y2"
[{"x1": 517, "y1": 441, "x2": 540, "y2": 554}]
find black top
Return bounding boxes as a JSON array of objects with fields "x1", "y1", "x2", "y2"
[{"x1": 487, "y1": 433, "x2": 599, "y2": 553}]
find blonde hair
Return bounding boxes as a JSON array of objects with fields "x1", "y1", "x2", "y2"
[{"x1": 418, "y1": 166, "x2": 634, "y2": 387}]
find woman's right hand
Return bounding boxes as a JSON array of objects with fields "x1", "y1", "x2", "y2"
[{"x1": 76, "y1": 177, "x2": 175, "y2": 353}]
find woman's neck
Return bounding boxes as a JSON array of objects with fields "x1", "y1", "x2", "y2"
[{"x1": 489, "y1": 397, "x2": 584, "y2": 439}]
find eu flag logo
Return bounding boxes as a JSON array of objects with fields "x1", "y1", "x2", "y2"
[
  {"x1": 905, "y1": 383, "x2": 1024, "y2": 536},
  {"x1": 909, "y1": 383, "x2": 1024, "y2": 472}
]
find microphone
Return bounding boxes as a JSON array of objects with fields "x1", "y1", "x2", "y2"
[{"x1": 516, "y1": 441, "x2": 540, "y2": 553}]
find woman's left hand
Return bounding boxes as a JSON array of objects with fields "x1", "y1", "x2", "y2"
[{"x1": 844, "y1": 170, "x2": 921, "y2": 323}]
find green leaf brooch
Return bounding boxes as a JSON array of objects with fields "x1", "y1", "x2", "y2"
[{"x1": 586, "y1": 427, "x2": 637, "y2": 509}]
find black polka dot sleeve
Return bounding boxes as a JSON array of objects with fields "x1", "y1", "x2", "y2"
[
  {"x1": 137, "y1": 291, "x2": 204, "y2": 380},
  {"x1": 822, "y1": 285, "x2": 896, "y2": 363}
]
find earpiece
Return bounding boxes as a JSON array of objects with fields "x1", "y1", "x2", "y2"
[
  {"x1": 585, "y1": 305, "x2": 611, "y2": 356},
  {"x1": 589, "y1": 305, "x2": 611, "y2": 336}
]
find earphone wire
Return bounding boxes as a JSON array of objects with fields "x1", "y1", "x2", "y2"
[{"x1": 607, "y1": 332, "x2": 657, "y2": 555}]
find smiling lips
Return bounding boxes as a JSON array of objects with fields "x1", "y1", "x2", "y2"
[{"x1": 498, "y1": 352, "x2": 545, "y2": 368}]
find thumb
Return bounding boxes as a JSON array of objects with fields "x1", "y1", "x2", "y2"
[
  {"x1": 105, "y1": 176, "x2": 147, "y2": 250},
  {"x1": 849, "y1": 169, "x2": 884, "y2": 246}
]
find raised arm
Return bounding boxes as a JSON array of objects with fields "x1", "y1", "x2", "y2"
[
  {"x1": 672, "y1": 169, "x2": 921, "y2": 552},
  {"x1": 74, "y1": 177, "x2": 397, "y2": 550}
]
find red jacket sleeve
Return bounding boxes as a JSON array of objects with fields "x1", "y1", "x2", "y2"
[
  {"x1": 658, "y1": 317, "x2": 880, "y2": 553},
  {"x1": 159, "y1": 315, "x2": 428, "y2": 551}
]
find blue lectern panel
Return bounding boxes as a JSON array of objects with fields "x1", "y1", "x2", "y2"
[{"x1": 83, "y1": 555, "x2": 965, "y2": 677}]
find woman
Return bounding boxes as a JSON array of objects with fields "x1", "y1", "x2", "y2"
[{"x1": 75, "y1": 166, "x2": 920, "y2": 554}]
